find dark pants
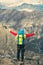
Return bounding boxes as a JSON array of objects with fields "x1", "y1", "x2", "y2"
[{"x1": 17, "y1": 44, "x2": 25, "y2": 61}]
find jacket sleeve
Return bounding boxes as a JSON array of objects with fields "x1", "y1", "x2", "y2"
[
  {"x1": 26, "y1": 32, "x2": 35, "y2": 38},
  {"x1": 10, "y1": 30, "x2": 17, "y2": 36}
]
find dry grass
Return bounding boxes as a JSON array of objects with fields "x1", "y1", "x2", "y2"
[{"x1": 0, "y1": 58, "x2": 13, "y2": 65}]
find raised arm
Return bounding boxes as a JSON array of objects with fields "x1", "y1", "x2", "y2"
[
  {"x1": 26, "y1": 32, "x2": 35, "y2": 38},
  {"x1": 9, "y1": 30, "x2": 17, "y2": 36}
]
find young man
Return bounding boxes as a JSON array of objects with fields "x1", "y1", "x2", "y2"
[{"x1": 9, "y1": 28, "x2": 35, "y2": 62}]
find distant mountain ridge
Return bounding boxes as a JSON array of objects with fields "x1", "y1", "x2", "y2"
[
  {"x1": 0, "y1": 3, "x2": 43, "y2": 11},
  {"x1": 14, "y1": 3, "x2": 43, "y2": 11},
  {"x1": 0, "y1": 3, "x2": 6, "y2": 9}
]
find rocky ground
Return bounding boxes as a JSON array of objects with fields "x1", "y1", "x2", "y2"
[{"x1": 0, "y1": 52, "x2": 43, "y2": 65}]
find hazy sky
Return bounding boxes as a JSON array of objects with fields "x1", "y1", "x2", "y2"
[
  {"x1": 0, "y1": 0, "x2": 22, "y2": 3},
  {"x1": 0, "y1": 0, "x2": 43, "y2": 4}
]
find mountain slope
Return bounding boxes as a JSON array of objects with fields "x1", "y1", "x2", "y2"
[{"x1": 0, "y1": 9, "x2": 43, "y2": 53}]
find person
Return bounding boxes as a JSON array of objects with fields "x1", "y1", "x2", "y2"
[{"x1": 9, "y1": 28, "x2": 35, "y2": 62}]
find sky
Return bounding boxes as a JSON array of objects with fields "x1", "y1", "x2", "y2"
[
  {"x1": 0, "y1": 0, "x2": 43, "y2": 6},
  {"x1": 0, "y1": 0, "x2": 43, "y2": 4},
  {"x1": 0, "y1": 0, "x2": 21, "y2": 3}
]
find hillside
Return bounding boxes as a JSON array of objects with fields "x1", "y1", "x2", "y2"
[
  {"x1": 0, "y1": 9, "x2": 43, "y2": 65},
  {"x1": 0, "y1": 9, "x2": 43, "y2": 53}
]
